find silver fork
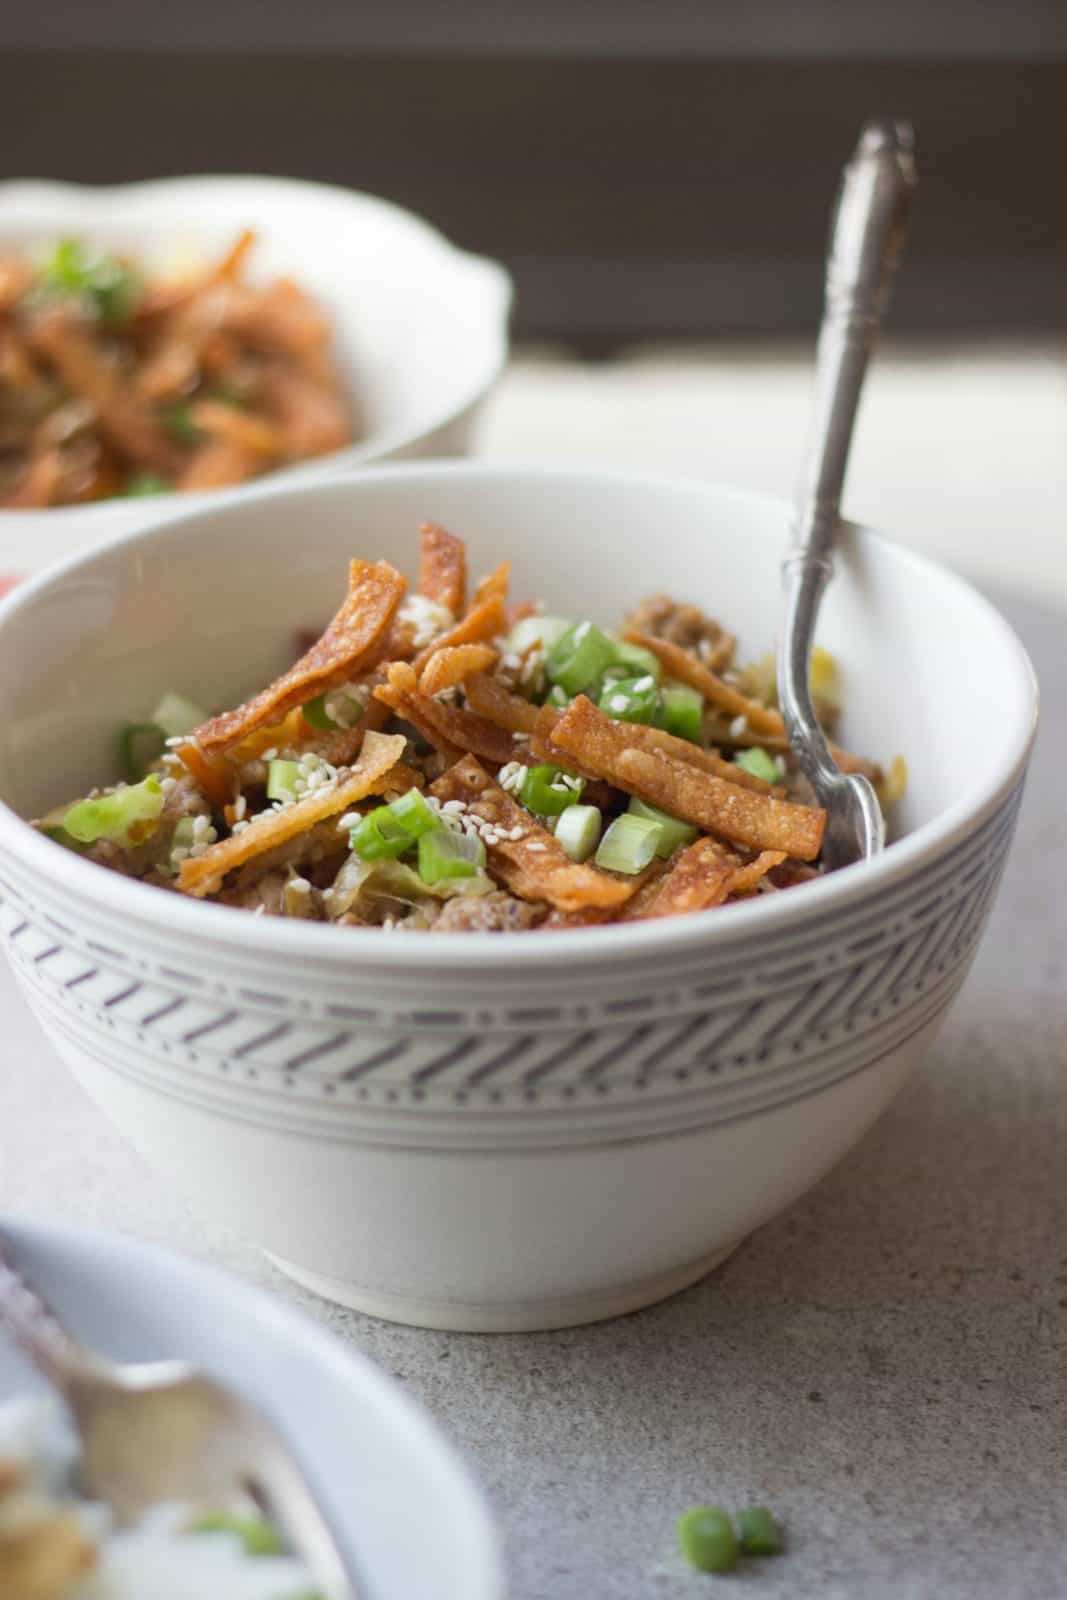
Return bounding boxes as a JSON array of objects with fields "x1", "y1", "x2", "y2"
[
  {"x1": 778, "y1": 118, "x2": 918, "y2": 868},
  {"x1": 0, "y1": 1235, "x2": 360, "y2": 1599}
]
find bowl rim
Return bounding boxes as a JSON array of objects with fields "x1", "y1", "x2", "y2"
[
  {"x1": 0, "y1": 173, "x2": 513, "y2": 522},
  {"x1": 0, "y1": 461, "x2": 1039, "y2": 971},
  {"x1": 0, "y1": 1209, "x2": 504, "y2": 1599}
]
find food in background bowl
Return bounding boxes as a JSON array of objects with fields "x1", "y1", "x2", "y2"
[
  {"x1": 0, "y1": 232, "x2": 352, "y2": 507},
  {"x1": 0, "y1": 1397, "x2": 322, "y2": 1600},
  {"x1": 34, "y1": 524, "x2": 903, "y2": 931}
]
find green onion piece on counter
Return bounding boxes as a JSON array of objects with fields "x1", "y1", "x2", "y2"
[
  {"x1": 627, "y1": 796, "x2": 698, "y2": 858},
  {"x1": 119, "y1": 722, "x2": 165, "y2": 783},
  {"x1": 676, "y1": 1506, "x2": 739, "y2": 1574},
  {"x1": 610, "y1": 638, "x2": 662, "y2": 682},
  {"x1": 505, "y1": 614, "x2": 573, "y2": 657},
  {"x1": 598, "y1": 673, "x2": 659, "y2": 725},
  {"x1": 63, "y1": 774, "x2": 164, "y2": 847},
  {"x1": 734, "y1": 747, "x2": 780, "y2": 784},
  {"x1": 349, "y1": 806, "x2": 411, "y2": 862},
  {"x1": 160, "y1": 399, "x2": 202, "y2": 446},
  {"x1": 266, "y1": 759, "x2": 302, "y2": 803},
  {"x1": 656, "y1": 680, "x2": 704, "y2": 743},
  {"x1": 595, "y1": 813, "x2": 662, "y2": 875},
  {"x1": 736, "y1": 1505, "x2": 782, "y2": 1556},
  {"x1": 520, "y1": 763, "x2": 584, "y2": 817},
  {"x1": 121, "y1": 472, "x2": 171, "y2": 497},
  {"x1": 546, "y1": 620, "x2": 617, "y2": 695},
  {"x1": 301, "y1": 694, "x2": 337, "y2": 731},
  {"x1": 554, "y1": 803, "x2": 602, "y2": 863},
  {"x1": 190, "y1": 1511, "x2": 285, "y2": 1557},
  {"x1": 418, "y1": 826, "x2": 486, "y2": 885},
  {"x1": 543, "y1": 684, "x2": 571, "y2": 709},
  {"x1": 150, "y1": 691, "x2": 207, "y2": 739},
  {"x1": 388, "y1": 787, "x2": 438, "y2": 840}
]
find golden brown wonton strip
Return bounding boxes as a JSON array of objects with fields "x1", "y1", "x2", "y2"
[
  {"x1": 376, "y1": 664, "x2": 517, "y2": 767},
  {"x1": 637, "y1": 837, "x2": 738, "y2": 918},
  {"x1": 418, "y1": 644, "x2": 498, "y2": 699},
  {"x1": 622, "y1": 628, "x2": 784, "y2": 739},
  {"x1": 27, "y1": 310, "x2": 182, "y2": 474},
  {"x1": 418, "y1": 523, "x2": 467, "y2": 616},
  {"x1": 323, "y1": 695, "x2": 390, "y2": 768},
  {"x1": 464, "y1": 675, "x2": 541, "y2": 735},
  {"x1": 471, "y1": 562, "x2": 511, "y2": 609},
  {"x1": 430, "y1": 756, "x2": 638, "y2": 913},
  {"x1": 177, "y1": 731, "x2": 407, "y2": 898},
  {"x1": 729, "y1": 850, "x2": 788, "y2": 894},
  {"x1": 191, "y1": 560, "x2": 406, "y2": 756},
  {"x1": 411, "y1": 593, "x2": 507, "y2": 674},
  {"x1": 545, "y1": 697, "x2": 826, "y2": 860},
  {"x1": 177, "y1": 437, "x2": 261, "y2": 491}
]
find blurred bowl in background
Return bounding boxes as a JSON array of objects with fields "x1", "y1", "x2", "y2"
[{"x1": 0, "y1": 175, "x2": 511, "y2": 574}]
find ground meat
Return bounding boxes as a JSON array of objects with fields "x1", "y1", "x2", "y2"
[
  {"x1": 625, "y1": 593, "x2": 734, "y2": 667},
  {"x1": 432, "y1": 890, "x2": 545, "y2": 933}
]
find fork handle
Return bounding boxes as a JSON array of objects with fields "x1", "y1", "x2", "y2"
[
  {"x1": 787, "y1": 118, "x2": 916, "y2": 577},
  {"x1": 0, "y1": 1235, "x2": 105, "y2": 1393},
  {"x1": 779, "y1": 120, "x2": 916, "y2": 781}
]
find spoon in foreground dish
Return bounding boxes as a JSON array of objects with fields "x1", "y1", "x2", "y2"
[
  {"x1": 778, "y1": 118, "x2": 917, "y2": 868},
  {"x1": 0, "y1": 1233, "x2": 361, "y2": 1599}
]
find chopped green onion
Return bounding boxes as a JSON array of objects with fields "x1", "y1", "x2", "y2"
[
  {"x1": 121, "y1": 472, "x2": 171, "y2": 498},
  {"x1": 627, "y1": 796, "x2": 698, "y2": 858},
  {"x1": 554, "y1": 803, "x2": 602, "y2": 862},
  {"x1": 349, "y1": 806, "x2": 411, "y2": 862},
  {"x1": 546, "y1": 620, "x2": 617, "y2": 695},
  {"x1": 38, "y1": 240, "x2": 140, "y2": 327},
  {"x1": 676, "y1": 1506, "x2": 739, "y2": 1574},
  {"x1": 301, "y1": 694, "x2": 337, "y2": 731},
  {"x1": 38, "y1": 238, "x2": 87, "y2": 293},
  {"x1": 266, "y1": 759, "x2": 302, "y2": 803},
  {"x1": 63, "y1": 774, "x2": 164, "y2": 847},
  {"x1": 151, "y1": 691, "x2": 207, "y2": 739},
  {"x1": 418, "y1": 826, "x2": 486, "y2": 885},
  {"x1": 595, "y1": 813, "x2": 662, "y2": 875},
  {"x1": 388, "y1": 787, "x2": 438, "y2": 839},
  {"x1": 736, "y1": 1506, "x2": 782, "y2": 1556},
  {"x1": 505, "y1": 614, "x2": 573, "y2": 657},
  {"x1": 543, "y1": 684, "x2": 571, "y2": 709},
  {"x1": 119, "y1": 722, "x2": 165, "y2": 782},
  {"x1": 190, "y1": 1511, "x2": 285, "y2": 1557},
  {"x1": 610, "y1": 638, "x2": 662, "y2": 682},
  {"x1": 598, "y1": 673, "x2": 659, "y2": 725},
  {"x1": 734, "y1": 747, "x2": 780, "y2": 784},
  {"x1": 160, "y1": 399, "x2": 202, "y2": 446},
  {"x1": 520, "y1": 763, "x2": 584, "y2": 817},
  {"x1": 656, "y1": 679, "x2": 704, "y2": 743}
]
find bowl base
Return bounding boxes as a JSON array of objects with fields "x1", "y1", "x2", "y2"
[{"x1": 266, "y1": 1241, "x2": 743, "y2": 1333}]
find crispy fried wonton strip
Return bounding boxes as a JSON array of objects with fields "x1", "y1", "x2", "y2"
[
  {"x1": 618, "y1": 860, "x2": 670, "y2": 921},
  {"x1": 471, "y1": 562, "x2": 510, "y2": 609},
  {"x1": 28, "y1": 310, "x2": 181, "y2": 473},
  {"x1": 3, "y1": 447, "x2": 62, "y2": 509},
  {"x1": 188, "y1": 399, "x2": 283, "y2": 458},
  {"x1": 430, "y1": 756, "x2": 637, "y2": 913},
  {"x1": 192, "y1": 560, "x2": 406, "y2": 756},
  {"x1": 546, "y1": 697, "x2": 826, "y2": 860},
  {"x1": 729, "y1": 850, "x2": 788, "y2": 894},
  {"x1": 177, "y1": 437, "x2": 260, "y2": 491},
  {"x1": 177, "y1": 741, "x2": 234, "y2": 809},
  {"x1": 464, "y1": 674, "x2": 540, "y2": 735},
  {"x1": 621, "y1": 629, "x2": 784, "y2": 739},
  {"x1": 177, "y1": 731, "x2": 407, "y2": 897},
  {"x1": 376, "y1": 664, "x2": 516, "y2": 766},
  {"x1": 637, "y1": 837, "x2": 738, "y2": 918},
  {"x1": 418, "y1": 644, "x2": 497, "y2": 698},
  {"x1": 411, "y1": 594, "x2": 507, "y2": 674},
  {"x1": 418, "y1": 523, "x2": 467, "y2": 616}
]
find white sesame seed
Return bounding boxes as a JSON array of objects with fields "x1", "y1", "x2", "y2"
[
  {"x1": 512, "y1": 732, "x2": 531, "y2": 743},
  {"x1": 160, "y1": 776, "x2": 177, "y2": 795},
  {"x1": 231, "y1": 820, "x2": 249, "y2": 835},
  {"x1": 729, "y1": 715, "x2": 748, "y2": 739}
]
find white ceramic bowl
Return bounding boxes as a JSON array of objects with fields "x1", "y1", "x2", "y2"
[
  {"x1": 0, "y1": 1213, "x2": 503, "y2": 1598},
  {"x1": 0, "y1": 176, "x2": 511, "y2": 574},
  {"x1": 0, "y1": 466, "x2": 1037, "y2": 1332}
]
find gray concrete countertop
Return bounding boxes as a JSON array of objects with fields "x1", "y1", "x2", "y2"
[{"x1": 1, "y1": 586, "x2": 1063, "y2": 1600}]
